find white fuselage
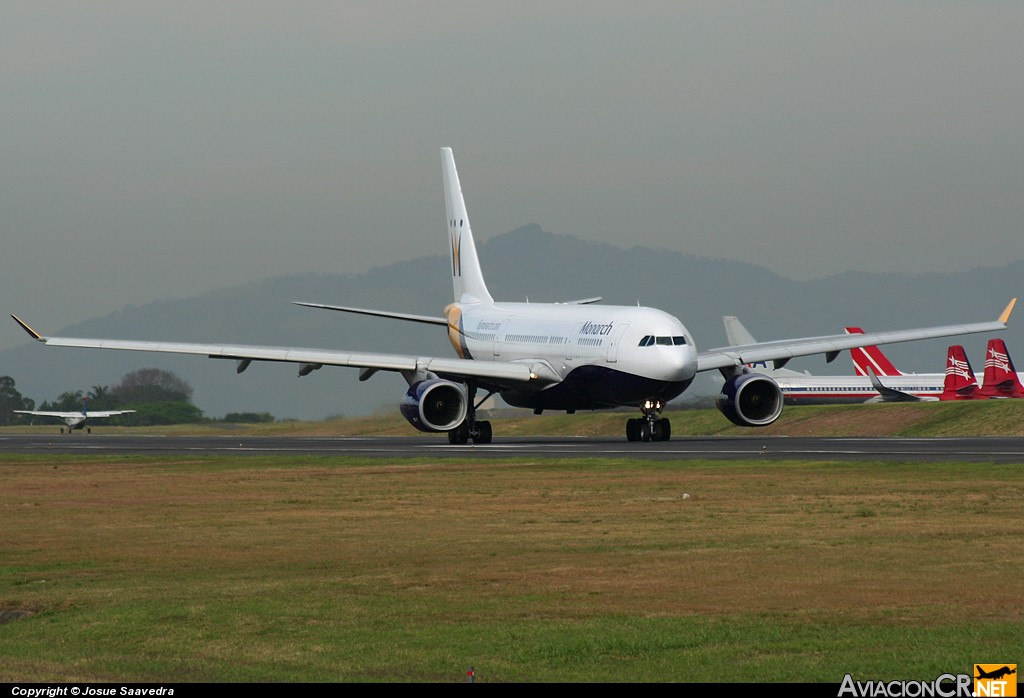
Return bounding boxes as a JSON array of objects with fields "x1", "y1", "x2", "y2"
[
  {"x1": 448, "y1": 301, "x2": 698, "y2": 410},
  {"x1": 773, "y1": 374, "x2": 944, "y2": 403},
  {"x1": 63, "y1": 413, "x2": 88, "y2": 429}
]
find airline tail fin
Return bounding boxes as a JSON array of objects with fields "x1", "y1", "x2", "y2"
[
  {"x1": 978, "y1": 338, "x2": 1024, "y2": 398},
  {"x1": 723, "y1": 316, "x2": 757, "y2": 346},
  {"x1": 721, "y1": 316, "x2": 805, "y2": 376},
  {"x1": 941, "y1": 345, "x2": 980, "y2": 400},
  {"x1": 845, "y1": 326, "x2": 903, "y2": 377},
  {"x1": 441, "y1": 148, "x2": 493, "y2": 305}
]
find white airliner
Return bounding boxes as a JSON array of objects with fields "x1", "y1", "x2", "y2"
[
  {"x1": 14, "y1": 400, "x2": 135, "y2": 434},
  {"x1": 11, "y1": 149, "x2": 1017, "y2": 443}
]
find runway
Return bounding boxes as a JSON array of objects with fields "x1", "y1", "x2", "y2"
[{"x1": 2, "y1": 434, "x2": 1024, "y2": 462}]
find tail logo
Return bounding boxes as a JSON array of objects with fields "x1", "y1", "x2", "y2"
[
  {"x1": 946, "y1": 356, "x2": 973, "y2": 380},
  {"x1": 450, "y1": 220, "x2": 462, "y2": 278},
  {"x1": 985, "y1": 347, "x2": 1011, "y2": 373}
]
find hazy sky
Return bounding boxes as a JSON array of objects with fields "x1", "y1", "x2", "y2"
[{"x1": 3, "y1": 2, "x2": 1023, "y2": 352}]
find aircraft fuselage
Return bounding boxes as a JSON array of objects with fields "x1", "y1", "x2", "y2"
[{"x1": 447, "y1": 301, "x2": 697, "y2": 410}]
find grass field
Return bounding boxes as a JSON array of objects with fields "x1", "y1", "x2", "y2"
[{"x1": 1, "y1": 451, "x2": 1021, "y2": 682}]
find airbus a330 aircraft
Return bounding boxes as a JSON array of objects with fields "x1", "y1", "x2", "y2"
[
  {"x1": 14, "y1": 399, "x2": 135, "y2": 434},
  {"x1": 10, "y1": 149, "x2": 1017, "y2": 443}
]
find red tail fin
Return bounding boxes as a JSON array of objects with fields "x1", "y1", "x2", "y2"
[
  {"x1": 978, "y1": 338, "x2": 1024, "y2": 398},
  {"x1": 845, "y1": 326, "x2": 902, "y2": 377},
  {"x1": 941, "y1": 346, "x2": 980, "y2": 400}
]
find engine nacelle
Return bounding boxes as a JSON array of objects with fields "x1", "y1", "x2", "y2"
[
  {"x1": 400, "y1": 379, "x2": 468, "y2": 433},
  {"x1": 716, "y1": 373, "x2": 784, "y2": 427}
]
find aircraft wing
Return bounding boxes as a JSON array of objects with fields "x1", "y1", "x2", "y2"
[
  {"x1": 697, "y1": 300, "x2": 1015, "y2": 373},
  {"x1": 14, "y1": 409, "x2": 136, "y2": 417},
  {"x1": 10, "y1": 316, "x2": 559, "y2": 388}
]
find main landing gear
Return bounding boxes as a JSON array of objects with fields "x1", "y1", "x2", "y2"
[
  {"x1": 626, "y1": 399, "x2": 671, "y2": 442},
  {"x1": 447, "y1": 382, "x2": 494, "y2": 445}
]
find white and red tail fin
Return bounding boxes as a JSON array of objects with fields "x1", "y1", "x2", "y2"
[
  {"x1": 941, "y1": 345, "x2": 980, "y2": 400},
  {"x1": 978, "y1": 338, "x2": 1024, "y2": 398},
  {"x1": 845, "y1": 326, "x2": 903, "y2": 377}
]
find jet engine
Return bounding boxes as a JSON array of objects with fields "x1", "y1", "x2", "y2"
[
  {"x1": 716, "y1": 373, "x2": 784, "y2": 427},
  {"x1": 400, "y1": 379, "x2": 468, "y2": 433}
]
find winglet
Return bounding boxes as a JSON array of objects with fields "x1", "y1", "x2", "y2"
[
  {"x1": 998, "y1": 298, "x2": 1017, "y2": 324},
  {"x1": 865, "y1": 366, "x2": 885, "y2": 392},
  {"x1": 11, "y1": 315, "x2": 44, "y2": 341}
]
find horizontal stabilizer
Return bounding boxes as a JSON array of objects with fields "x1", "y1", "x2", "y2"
[
  {"x1": 293, "y1": 302, "x2": 447, "y2": 326},
  {"x1": 556, "y1": 297, "x2": 603, "y2": 305}
]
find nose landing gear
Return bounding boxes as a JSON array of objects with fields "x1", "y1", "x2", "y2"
[{"x1": 626, "y1": 399, "x2": 671, "y2": 442}]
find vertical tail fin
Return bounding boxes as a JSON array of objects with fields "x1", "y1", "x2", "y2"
[
  {"x1": 723, "y1": 316, "x2": 757, "y2": 346},
  {"x1": 978, "y1": 338, "x2": 1024, "y2": 398},
  {"x1": 941, "y1": 346, "x2": 980, "y2": 400},
  {"x1": 441, "y1": 148, "x2": 493, "y2": 305},
  {"x1": 845, "y1": 327, "x2": 903, "y2": 377}
]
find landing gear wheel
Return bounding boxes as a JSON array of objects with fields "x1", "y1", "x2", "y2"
[
  {"x1": 629, "y1": 399, "x2": 670, "y2": 443},
  {"x1": 448, "y1": 423, "x2": 470, "y2": 445},
  {"x1": 450, "y1": 381, "x2": 498, "y2": 445}
]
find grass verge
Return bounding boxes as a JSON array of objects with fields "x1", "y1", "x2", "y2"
[{"x1": 1, "y1": 454, "x2": 1021, "y2": 682}]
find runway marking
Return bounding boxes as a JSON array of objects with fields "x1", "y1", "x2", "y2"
[{"x1": 4, "y1": 435, "x2": 1024, "y2": 462}]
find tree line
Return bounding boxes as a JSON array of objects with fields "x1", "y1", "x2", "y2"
[{"x1": 1, "y1": 369, "x2": 275, "y2": 426}]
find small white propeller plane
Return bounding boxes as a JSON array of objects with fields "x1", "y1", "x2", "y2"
[
  {"x1": 11, "y1": 149, "x2": 1016, "y2": 443},
  {"x1": 14, "y1": 399, "x2": 135, "y2": 434}
]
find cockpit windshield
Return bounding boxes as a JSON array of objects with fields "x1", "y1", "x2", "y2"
[{"x1": 638, "y1": 335, "x2": 687, "y2": 347}]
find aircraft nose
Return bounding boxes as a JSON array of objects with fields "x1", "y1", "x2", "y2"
[{"x1": 662, "y1": 347, "x2": 697, "y2": 382}]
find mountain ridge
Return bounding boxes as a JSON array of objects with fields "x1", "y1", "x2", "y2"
[{"x1": 4, "y1": 225, "x2": 1020, "y2": 420}]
